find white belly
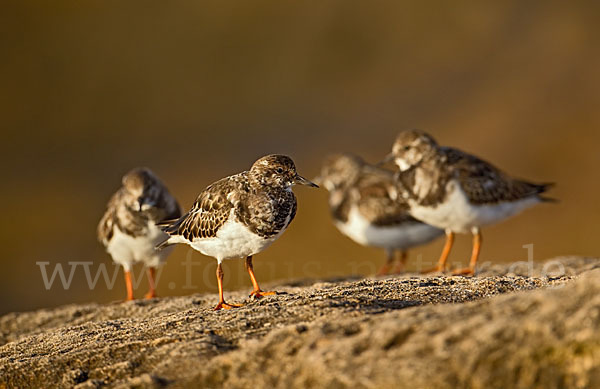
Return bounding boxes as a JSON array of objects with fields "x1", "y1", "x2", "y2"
[
  {"x1": 189, "y1": 211, "x2": 289, "y2": 262},
  {"x1": 409, "y1": 181, "x2": 541, "y2": 233},
  {"x1": 335, "y1": 206, "x2": 442, "y2": 250},
  {"x1": 106, "y1": 223, "x2": 172, "y2": 270}
]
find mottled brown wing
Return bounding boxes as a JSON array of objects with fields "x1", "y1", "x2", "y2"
[
  {"x1": 235, "y1": 189, "x2": 297, "y2": 238},
  {"x1": 97, "y1": 190, "x2": 121, "y2": 245},
  {"x1": 445, "y1": 148, "x2": 552, "y2": 205},
  {"x1": 330, "y1": 191, "x2": 353, "y2": 224},
  {"x1": 162, "y1": 174, "x2": 246, "y2": 241},
  {"x1": 355, "y1": 167, "x2": 416, "y2": 227}
]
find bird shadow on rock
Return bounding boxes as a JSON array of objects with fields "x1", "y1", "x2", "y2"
[
  {"x1": 327, "y1": 298, "x2": 422, "y2": 314},
  {"x1": 275, "y1": 275, "x2": 364, "y2": 288}
]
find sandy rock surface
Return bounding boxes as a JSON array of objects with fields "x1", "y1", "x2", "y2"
[{"x1": 1, "y1": 256, "x2": 599, "y2": 388}]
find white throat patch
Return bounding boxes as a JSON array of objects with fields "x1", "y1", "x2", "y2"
[{"x1": 395, "y1": 158, "x2": 411, "y2": 172}]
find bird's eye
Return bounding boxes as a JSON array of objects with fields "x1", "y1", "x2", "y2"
[
  {"x1": 276, "y1": 168, "x2": 284, "y2": 174},
  {"x1": 403, "y1": 146, "x2": 411, "y2": 151}
]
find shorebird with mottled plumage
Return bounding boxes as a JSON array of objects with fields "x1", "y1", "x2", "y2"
[
  {"x1": 381, "y1": 130, "x2": 555, "y2": 275},
  {"x1": 98, "y1": 168, "x2": 181, "y2": 300},
  {"x1": 156, "y1": 154, "x2": 318, "y2": 310},
  {"x1": 315, "y1": 153, "x2": 442, "y2": 275}
]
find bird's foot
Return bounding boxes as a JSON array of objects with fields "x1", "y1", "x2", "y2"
[
  {"x1": 376, "y1": 265, "x2": 391, "y2": 277},
  {"x1": 421, "y1": 265, "x2": 446, "y2": 274},
  {"x1": 120, "y1": 297, "x2": 135, "y2": 303},
  {"x1": 452, "y1": 267, "x2": 475, "y2": 276},
  {"x1": 213, "y1": 301, "x2": 244, "y2": 311},
  {"x1": 249, "y1": 290, "x2": 277, "y2": 299},
  {"x1": 144, "y1": 291, "x2": 157, "y2": 299}
]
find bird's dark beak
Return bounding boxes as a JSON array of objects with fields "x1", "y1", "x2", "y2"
[
  {"x1": 295, "y1": 174, "x2": 319, "y2": 188},
  {"x1": 137, "y1": 196, "x2": 156, "y2": 211},
  {"x1": 312, "y1": 175, "x2": 323, "y2": 187},
  {"x1": 377, "y1": 153, "x2": 395, "y2": 167}
]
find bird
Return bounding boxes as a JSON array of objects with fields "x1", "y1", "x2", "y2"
[
  {"x1": 315, "y1": 153, "x2": 442, "y2": 275},
  {"x1": 156, "y1": 154, "x2": 318, "y2": 310},
  {"x1": 98, "y1": 167, "x2": 181, "y2": 300},
  {"x1": 381, "y1": 129, "x2": 555, "y2": 275}
]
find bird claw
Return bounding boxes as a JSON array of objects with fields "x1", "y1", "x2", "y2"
[
  {"x1": 249, "y1": 290, "x2": 277, "y2": 299},
  {"x1": 213, "y1": 302, "x2": 244, "y2": 310},
  {"x1": 421, "y1": 266, "x2": 446, "y2": 274},
  {"x1": 376, "y1": 266, "x2": 391, "y2": 277},
  {"x1": 452, "y1": 267, "x2": 475, "y2": 276}
]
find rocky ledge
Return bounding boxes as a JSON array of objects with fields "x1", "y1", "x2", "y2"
[{"x1": 1, "y1": 256, "x2": 599, "y2": 389}]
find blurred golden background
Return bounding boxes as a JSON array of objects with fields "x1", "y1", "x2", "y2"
[{"x1": 1, "y1": 1, "x2": 598, "y2": 315}]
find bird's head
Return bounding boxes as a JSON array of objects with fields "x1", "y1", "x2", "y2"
[
  {"x1": 381, "y1": 129, "x2": 439, "y2": 172},
  {"x1": 249, "y1": 154, "x2": 318, "y2": 190},
  {"x1": 313, "y1": 153, "x2": 364, "y2": 192},
  {"x1": 122, "y1": 167, "x2": 160, "y2": 212}
]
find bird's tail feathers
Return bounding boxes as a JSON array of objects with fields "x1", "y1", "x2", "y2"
[{"x1": 156, "y1": 218, "x2": 178, "y2": 229}]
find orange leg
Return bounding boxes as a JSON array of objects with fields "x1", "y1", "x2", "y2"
[
  {"x1": 124, "y1": 270, "x2": 134, "y2": 301},
  {"x1": 453, "y1": 229, "x2": 482, "y2": 276},
  {"x1": 144, "y1": 267, "x2": 157, "y2": 299},
  {"x1": 376, "y1": 249, "x2": 395, "y2": 276},
  {"x1": 245, "y1": 256, "x2": 277, "y2": 299},
  {"x1": 422, "y1": 230, "x2": 454, "y2": 273},
  {"x1": 214, "y1": 263, "x2": 242, "y2": 310},
  {"x1": 392, "y1": 250, "x2": 408, "y2": 274}
]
